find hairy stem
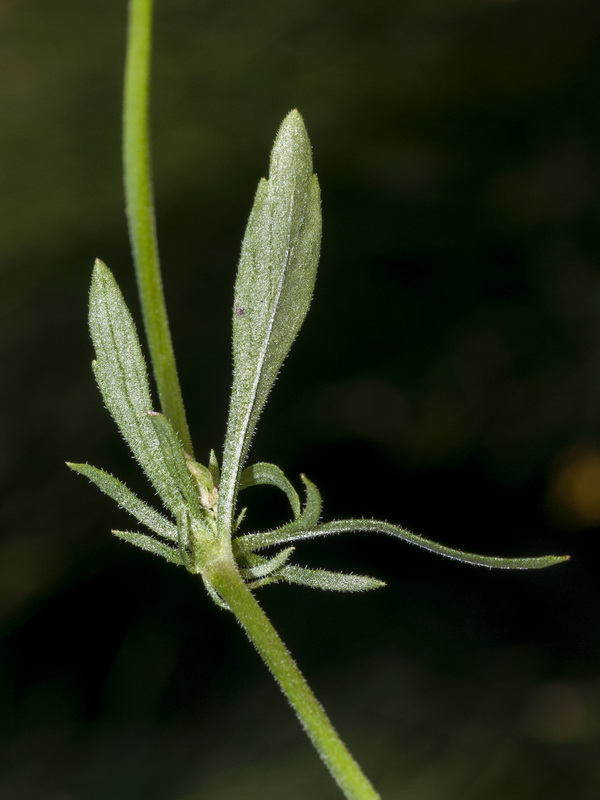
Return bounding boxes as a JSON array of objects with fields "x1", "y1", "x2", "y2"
[
  {"x1": 207, "y1": 557, "x2": 381, "y2": 800},
  {"x1": 123, "y1": 0, "x2": 193, "y2": 454}
]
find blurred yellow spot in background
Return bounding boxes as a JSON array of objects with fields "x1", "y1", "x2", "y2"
[{"x1": 549, "y1": 445, "x2": 600, "y2": 527}]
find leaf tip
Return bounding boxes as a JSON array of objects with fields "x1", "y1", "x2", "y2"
[
  {"x1": 272, "y1": 109, "x2": 312, "y2": 174},
  {"x1": 91, "y1": 258, "x2": 110, "y2": 287},
  {"x1": 529, "y1": 554, "x2": 571, "y2": 569},
  {"x1": 65, "y1": 461, "x2": 85, "y2": 473},
  {"x1": 283, "y1": 107, "x2": 302, "y2": 125}
]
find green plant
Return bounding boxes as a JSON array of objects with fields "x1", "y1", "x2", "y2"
[{"x1": 67, "y1": 1, "x2": 569, "y2": 798}]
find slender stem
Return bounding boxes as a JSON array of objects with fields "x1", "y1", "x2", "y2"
[
  {"x1": 123, "y1": 0, "x2": 193, "y2": 455},
  {"x1": 124, "y1": 3, "x2": 378, "y2": 796},
  {"x1": 208, "y1": 557, "x2": 381, "y2": 800}
]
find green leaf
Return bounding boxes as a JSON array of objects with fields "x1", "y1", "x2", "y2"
[
  {"x1": 147, "y1": 411, "x2": 205, "y2": 519},
  {"x1": 240, "y1": 462, "x2": 301, "y2": 519},
  {"x1": 218, "y1": 110, "x2": 322, "y2": 537},
  {"x1": 89, "y1": 260, "x2": 183, "y2": 514},
  {"x1": 235, "y1": 518, "x2": 570, "y2": 570},
  {"x1": 240, "y1": 546, "x2": 296, "y2": 581},
  {"x1": 272, "y1": 473, "x2": 322, "y2": 536},
  {"x1": 234, "y1": 529, "x2": 287, "y2": 554},
  {"x1": 278, "y1": 565, "x2": 385, "y2": 592},
  {"x1": 239, "y1": 550, "x2": 384, "y2": 592},
  {"x1": 208, "y1": 449, "x2": 220, "y2": 486},
  {"x1": 112, "y1": 530, "x2": 184, "y2": 565},
  {"x1": 297, "y1": 475, "x2": 322, "y2": 529},
  {"x1": 176, "y1": 508, "x2": 197, "y2": 573},
  {"x1": 235, "y1": 473, "x2": 322, "y2": 553},
  {"x1": 67, "y1": 462, "x2": 177, "y2": 541},
  {"x1": 234, "y1": 507, "x2": 248, "y2": 531}
]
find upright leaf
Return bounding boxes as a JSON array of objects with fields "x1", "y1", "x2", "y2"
[
  {"x1": 147, "y1": 412, "x2": 206, "y2": 521},
  {"x1": 89, "y1": 260, "x2": 183, "y2": 514},
  {"x1": 218, "y1": 110, "x2": 322, "y2": 536}
]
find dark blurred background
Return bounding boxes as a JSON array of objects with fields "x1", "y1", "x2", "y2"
[{"x1": 2, "y1": 0, "x2": 600, "y2": 797}]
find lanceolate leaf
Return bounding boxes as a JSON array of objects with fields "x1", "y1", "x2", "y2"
[
  {"x1": 89, "y1": 260, "x2": 183, "y2": 514},
  {"x1": 235, "y1": 518, "x2": 570, "y2": 570},
  {"x1": 147, "y1": 411, "x2": 205, "y2": 519},
  {"x1": 240, "y1": 546, "x2": 295, "y2": 580},
  {"x1": 278, "y1": 565, "x2": 385, "y2": 592},
  {"x1": 112, "y1": 530, "x2": 184, "y2": 565},
  {"x1": 240, "y1": 462, "x2": 301, "y2": 519},
  {"x1": 67, "y1": 462, "x2": 177, "y2": 541},
  {"x1": 239, "y1": 549, "x2": 384, "y2": 592},
  {"x1": 219, "y1": 110, "x2": 322, "y2": 537}
]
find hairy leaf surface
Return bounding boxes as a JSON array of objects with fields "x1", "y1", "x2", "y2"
[
  {"x1": 147, "y1": 412, "x2": 205, "y2": 520},
  {"x1": 89, "y1": 260, "x2": 183, "y2": 514},
  {"x1": 240, "y1": 546, "x2": 296, "y2": 580},
  {"x1": 278, "y1": 565, "x2": 385, "y2": 592},
  {"x1": 240, "y1": 462, "x2": 301, "y2": 519},
  {"x1": 67, "y1": 462, "x2": 176, "y2": 540},
  {"x1": 219, "y1": 111, "x2": 321, "y2": 536},
  {"x1": 236, "y1": 518, "x2": 569, "y2": 570},
  {"x1": 112, "y1": 530, "x2": 183, "y2": 564}
]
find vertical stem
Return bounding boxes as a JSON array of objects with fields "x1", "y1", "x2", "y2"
[
  {"x1": 208, "y1": 558, "x2": 381, "y2": 800},
  {"x1": 123, "y1": 0, "x2": 193, "y2": 455},
  {"x1": 124, "y1": 4, "x2": 378, "y2": 797}
]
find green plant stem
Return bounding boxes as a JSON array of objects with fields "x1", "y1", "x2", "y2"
[
  {"x1": 123, "y1": 0, "x2": 193, "y2": 454},
  {"x1": 207, "y1": 555, "x2": 381, "y2": 800}
]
